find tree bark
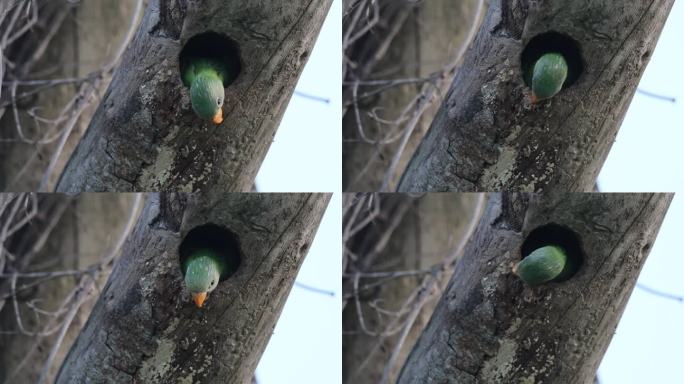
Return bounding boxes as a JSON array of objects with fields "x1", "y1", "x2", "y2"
[
  {"x1": 56, "y1": 193, "x2": 330, "y2": 383},
  {"x1": 343, "y1": 193, "x2": 481, "y2": 383},
  {"x1": 398, "y1": 0, "x2": 674, "y2": 192},
  {"x1": 56, "y1": 0, "x2": 331, "y2": 192},
  {"x1": 397, "y1": 193, "x2": 673, "y2": 383},
  {"x1": 343, "y1": 0, "x2": 482, "y2": 191}
]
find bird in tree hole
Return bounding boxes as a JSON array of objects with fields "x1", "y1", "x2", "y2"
[
  {"x1": 513, "y1": 245, "x2": 568, "y2": 286},
  {"x1": 182, "y1": 248, "x2": 227, "y2": 307},
  {"x1": 529, "y1": 52, "x2": 568, "y2": 103},
  {"x1": 182, "y1": 57, "x2": 230, "y2": 124}
]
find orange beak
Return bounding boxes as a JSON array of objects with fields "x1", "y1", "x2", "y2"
[
  {"x1": 192, "y1": 292, "x2": 207, "y2": 308},
  {"x1": 530, "y1": 92, "x2": 538, "y2": 104},
  {"x1": 212, "y1": 108, "x2": 223, "y2": 125},
  {"x1": 512, "y1": 261, "x2": 520, "y2": 275}
]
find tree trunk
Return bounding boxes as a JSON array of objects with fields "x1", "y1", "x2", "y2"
[
  {"x1": 342, "y1": 0, "x2": 482, "y2": 191},
  {"x1": 397, "y1": 193, "x2": 672, "y2": 383},
  {"x1": 0, "y1": 194, "x2": 139, "y2": 384},
  {"x1": 343, "y1": 193, "x2": 482, "y2": 383},
  {"x1": 56, "y1": 193, "x2": 330, "y2": 383},
  {"x1": 55, "y1": 0, "x2": 332, "y2": 192},
  {"x1": 397, "y1": 0, "x2": 674, "y2": 192},
  {"x1": 0, "y1": 1, "x2": 138, "y2": 191}
]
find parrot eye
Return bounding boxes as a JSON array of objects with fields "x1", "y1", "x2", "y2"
[{"x1": 216, "y1": 98, "x2": 222, "y2": 106}]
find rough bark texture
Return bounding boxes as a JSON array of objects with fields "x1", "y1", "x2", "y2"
[
  {"x1": 343, "y1": 194, "x2": 481, "y2": 383},
  {"x1": 56, "y1": 0, "x2": 331, "y2": 192},
  {"x1": 56, "y1": 193, "x2": 330, "y2": 383},
  {"x1": 0, "y1": 1, "x2": 137, "y2": 191},
  {"x1": 343, "y1": 0, "x2": 482, "y2": 191},
  {"x1": 398, "y1": 193, "x2": 672, "y2": 383},
  {"x1": 0, "y1": 194, "x2": 138, "y2": 384},
  {"x1": 398, "y1": 0, "x2": 674, "y2": 192}
]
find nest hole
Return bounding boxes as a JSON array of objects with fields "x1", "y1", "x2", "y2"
[
  {"x1": 520, "y1": 223, "x2": 583, "y2": 282},
  {"x1": 521, "y1": 31, "x2": 584, "y2": 90},
  {"x1": 179, "y1": 31, "x2": 242, "y2": 88},
  {"x1": 179, "y1": 223, "x2": 242, "y2": 282}
]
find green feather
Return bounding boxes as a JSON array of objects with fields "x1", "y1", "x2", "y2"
[
  {"x1": 531, "y1": 53, "x2": 568, "y2": 101},
  {"x1": 182, "y1": 58, "x2": 229, "y2": 87},
  {"x1": 514, "y1": 245, "x2": 567, "y2": 286},
  {"x1": 182, "y1": 58, "x2": 229, "y2": 120},
  {"x1": 182, "y1": 249, "x2": 226, "y2": 294}
]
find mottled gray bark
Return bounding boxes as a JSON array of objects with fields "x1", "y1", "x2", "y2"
[
  {"x1": 56, "y1": 0, "x2": 331, "y2": 192},
  {"x1": 398, "y1": 0, "x2": 674, "y2": 192},
  {"x1": 343, "y1": 0, "x2": 482, "y2": 191},
  {"x1": 398, "y1": 193, "x2": 672, "y2": 383},
  {"x1": 56, "y1": 193, "x2": 330, "y2": 383},
  {"x1": 343, "y1": 194, "x2": 481, "y2": 383}
]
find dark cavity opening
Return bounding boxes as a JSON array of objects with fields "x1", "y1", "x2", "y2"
[
  {"x1": 179, "y1": 223, "x2": 242, "y2": 282},
  {"x1": 521, "y1": 31, "x2": 584, "y2": 90},
  {"x1": 520, "y1": 223, "x2": 583, "y2": 282},
  {"x1": 179, "y1": 31, "x2": 242, "y2": 88}
]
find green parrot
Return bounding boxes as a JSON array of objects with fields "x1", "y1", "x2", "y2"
[
  {"x1": 513, "y1": 245, "x2": 567, "y2": 286},
  {"x1": 182, "y1": 58, "x2": 229, "y2": 124},
  {"x1": 529, "y1": 53, "x2": 568, "y2": 103},
  {"x1": 182, "y1": 248, "x2": 227, "y2": 307}
]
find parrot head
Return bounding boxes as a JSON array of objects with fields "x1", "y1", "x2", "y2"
[
  {"x1": 530, "y1": 52, "x2": 568, "y2": 103},
  {"x1": 184, "y1": 254, "x2": 221, "y2": 308},
  {"x1": 190, "y1": 71, "x2": 225, "y2": 124}
]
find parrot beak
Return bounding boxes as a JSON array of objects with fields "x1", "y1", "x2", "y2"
[
  {"x1": 192, "y1": 292, "x2": 207, "y2": 308},
  {"x1": 529, "y1": 92, "x2": 538, "y2": 104},
  {"x1": 212, "y1": 108, "x2": 223, "y2": 125}
]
